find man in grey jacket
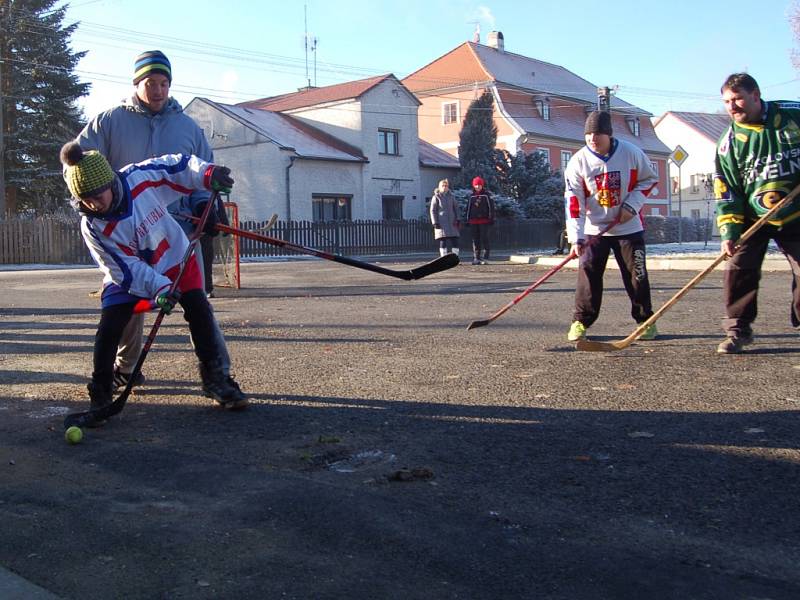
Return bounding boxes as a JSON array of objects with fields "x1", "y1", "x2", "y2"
[{"x1": 76, "y1": 50, "x2": 239, "y2": 398}]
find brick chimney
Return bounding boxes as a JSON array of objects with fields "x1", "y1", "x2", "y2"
[{"x1": 487, "y1": 31, "x2": 504, "y2": 51}]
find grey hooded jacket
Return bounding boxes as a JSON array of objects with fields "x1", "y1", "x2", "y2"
[{"x1": 76, "y1": 94, "x2": 213, "y2": 233}]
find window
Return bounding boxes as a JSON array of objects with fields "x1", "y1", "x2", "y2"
[
  {"x1": 560, "y1": 150, "x2": 572, "y2": 173},
  {"x1": 382, "y1": 195, "x2": 403, "y2": 220},
  {"x1": 312, "y1": 195, "x2": 352, "y2": 222},
  {"x1": 649, "y1": 160, "x2": 659, "y2": 175},
  {"x1": 690, "y1": 174, "x2": 701, "y2": 193},
  {"x1": 536, "y1": 147, "x2": 550, "y2": 164},
  {"x1": 535, "y1": 97, "x2": 551, "y2": 120},
  {"x1": 442, "y1": 102, "x2": 458, "y2": 125},
  {"x1": 378, "y1": 129, "x2": 399, "y2": 155},
  {"x1": 650, "y1": 207, "x2": 661, "y2": 216},
  {"x1": 626, "y1": 117, "x2": 640, "y2": 137},
  {"x1": 691, "y1": 209, "x2": 701, "y2": 219}
]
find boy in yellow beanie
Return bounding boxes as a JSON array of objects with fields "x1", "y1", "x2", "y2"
[{"x1": 61, "y1": 142, "x2": 247, "y2": 420}]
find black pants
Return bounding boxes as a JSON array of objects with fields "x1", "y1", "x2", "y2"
[
  {"x1": 573, "y1": 231, "x2": 653, "y2": 327},
  {"x1": 470, "y1": 223, "x2": 491, "y2": 259},
  {"x1": 200, "y1": 235, "x2": 215, "y2": 294},
  {"x1": 92, "y1": 289, "x2": 218, "y2": 388},
  {"x1": 722, "y1": 221, "x2": 800, "y2": 337}
]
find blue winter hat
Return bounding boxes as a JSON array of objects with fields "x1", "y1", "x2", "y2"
[{"x1": 133, "y1": 50, "x2": 172, "y2": 85}]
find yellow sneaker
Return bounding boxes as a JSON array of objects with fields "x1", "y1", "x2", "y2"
[
  {"x1": 638, "y1": 323, "x2": 658, "y2": 341},
  {"x1": 567, "y1": 321, "x2": 587, "y2": 341}
]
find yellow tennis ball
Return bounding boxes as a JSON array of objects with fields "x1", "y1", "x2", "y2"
[{"x1": 65, "y1": 426, "x2": 83, "y2": 445}]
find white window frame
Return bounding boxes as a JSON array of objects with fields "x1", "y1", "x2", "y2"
[
  {"x1": 560, "y1": 150, "x2": 572, "y2": 173},
  {"x1": 442, "y1": 101, "x2": 458, "y2": 125},
  {"x1": 536, "y1": 147, "x2": 550, "y2": 163},
  {"x1": 649, "y1": 160, "x2": 659, "y2": 176}
]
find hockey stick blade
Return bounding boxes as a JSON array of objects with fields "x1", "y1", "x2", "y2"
[{"x1": 407, "y1": 252, "x2": 459, "y2": 280}]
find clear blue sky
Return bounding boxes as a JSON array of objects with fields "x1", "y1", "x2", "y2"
[{"x1": 60, "y1": 0, "x2": 800, "y2": 121}]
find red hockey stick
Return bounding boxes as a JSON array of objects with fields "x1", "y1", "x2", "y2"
[{"x1": 466, "y1": 219, "x2": 620, "y2": 330}]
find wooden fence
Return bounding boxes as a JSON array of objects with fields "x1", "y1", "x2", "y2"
[
  {"x1": 0, "y1": 215, "x2": 92, "y2": 265},
  {"x1": 0, "y1": 216, "x2": 561, "y2": 265}
]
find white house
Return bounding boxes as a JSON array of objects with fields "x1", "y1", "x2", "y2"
[
  {"x1": 653, "y1": 111, "x2": 731, "y2": 232},
  {"x1": 186, "y1": 75, "x2": 435, "y2": 223}
]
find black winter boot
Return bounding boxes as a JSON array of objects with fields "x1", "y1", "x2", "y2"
[
  {"x1": 87, "y1": 380, "x2": 113, "y2": 427},
  {"x1": 199, "y1": 360, "x2": 248, "y2": 410}
]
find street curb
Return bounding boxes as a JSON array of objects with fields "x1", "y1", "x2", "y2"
[
  {"x1": 509, "y1": 255, "x2": 790, "y2": 272},
  {"x1": 0, "y1": 566, "x2": 61, "y2": 599}
]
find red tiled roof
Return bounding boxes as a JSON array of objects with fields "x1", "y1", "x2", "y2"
[
  {"x1": 404, "y1": 42, "x2": 646, "y2": 115},
  {"x1": 240, "y1": 74, "x2": 397, "y2": 112}
]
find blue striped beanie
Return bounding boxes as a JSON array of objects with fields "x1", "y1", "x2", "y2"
[{"x1": 133, "y1": 50, "x2": 172, "y2": 85}]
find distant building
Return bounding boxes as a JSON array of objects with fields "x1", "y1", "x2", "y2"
[
  {"x1": 186, "y1": 75, "x2": 452, "y2": 222},
  {"x1": 402, "y1": 32, "x2": 672, "y2": 216},
  {"x1": 653, "y1": 111, "x2": 731, "y2": 232}
]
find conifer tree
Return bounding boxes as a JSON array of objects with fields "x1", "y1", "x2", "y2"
[
  {"x1": 0, "y1": 0, "x2": 88, "y2": 214},
  {"x1": 456, "y1": 90, "x2": 497, "y2": 189}
]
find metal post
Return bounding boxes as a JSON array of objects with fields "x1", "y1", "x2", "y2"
[{"x1": 677, "y1": 165, "x2": 682, "y2": 243}]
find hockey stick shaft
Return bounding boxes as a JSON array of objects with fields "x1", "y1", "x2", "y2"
[
  {"x1": 576, "y1": 183, "x2": 800, "y2": 352},
  {"x1": 466, "y1": 219, "x2": 619, "y2": 330},
  {"x1": 64, "y1": 191, "x2": 220, "y2": 429},
  {"x1": 190, "y1": 218, "x2": 459, "y2": 280}
]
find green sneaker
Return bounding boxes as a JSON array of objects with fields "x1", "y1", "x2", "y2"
[
  {"x1": 638, "y1": 322, "x2": 658, "y2": 340},
  {"x1": 567, "y1": 321, "x2": 587, "y2": 341}
]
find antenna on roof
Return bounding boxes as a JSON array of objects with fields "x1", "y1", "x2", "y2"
[
  {"x1": 302, "y1": 4, "x2": 319, "y2": 89},
  {"x1": 304, "y1": 4, "x2": 311, "y2": 89},
  {"x1": 469, "y1": 21, "x2": 480, "y2": 43}
]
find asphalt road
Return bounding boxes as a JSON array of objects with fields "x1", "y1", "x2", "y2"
[{"x1": 1, "y1": 257, "x2": 799, "y2": 599}]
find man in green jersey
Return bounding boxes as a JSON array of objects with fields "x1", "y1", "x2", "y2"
[{"x1": 714, "y1": 73, "x2": 800, "y2": 353}]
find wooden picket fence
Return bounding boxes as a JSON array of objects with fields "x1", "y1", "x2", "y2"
[
  {"x1": 0, "y1": 215, "x2": 92, "y2": 265},
  {"x1": 0, "y1": 216, "x2": 561, "y2": 265}
]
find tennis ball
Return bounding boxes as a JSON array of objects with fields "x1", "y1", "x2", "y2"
[{"x1": 65, "y1": 426, "x2": 83, "y2": 445}]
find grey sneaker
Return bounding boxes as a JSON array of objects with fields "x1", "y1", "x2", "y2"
[{"x1": 716, "y1": 334, "x2": 754, "y2": 354}]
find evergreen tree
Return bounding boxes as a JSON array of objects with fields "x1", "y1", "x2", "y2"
[
  {"x1": 0, "y1": 0, "x2": 89, "y2": 214},
  {"x1": 456, "y1": 90, "x2": 497, "y2": 189},
  {"x1": 494, "y1": 148, "x2": 563, "y2": 219}
]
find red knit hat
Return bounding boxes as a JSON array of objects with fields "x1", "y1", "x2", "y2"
[{"x1": 472, "y1": 176, "x2": 485, "y2": 187}]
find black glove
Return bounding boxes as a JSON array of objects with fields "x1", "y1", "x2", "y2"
[
  {"x1": 193, "y1": 200, "x2": 220, "y2": 237},
  {"x1": 210, "y1": 165, "x2": 234, "y2": 193}
]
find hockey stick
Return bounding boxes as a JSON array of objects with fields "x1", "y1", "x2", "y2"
[
  {"x1": 576, "y1": 183, "x2": 800, "y2": 352},
  {"x1": 188, "y1": 218, "x2": 460, "y2": 280},
  {"x1": 467, "y1": 219, "x2": 619, "y2": 330},
  {"x1": 64, "y1": 191, "x2": 220, "y2": 429},
  {"x1": 256, "y1": 213, "x2": 278, "y2": 233}
]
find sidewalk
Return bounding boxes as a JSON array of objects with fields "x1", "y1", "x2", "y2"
[{"x1": 510, "y1": 241, "x2": 790, "y2": 271}]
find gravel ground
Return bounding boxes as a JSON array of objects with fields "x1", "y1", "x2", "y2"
[{"x1": 1, "y1": 257, "x2": 799, "y2": 599}]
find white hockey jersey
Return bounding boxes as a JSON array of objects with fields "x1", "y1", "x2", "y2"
[
  {"x1": 79, "y1": 154, "x2": 213, "y2": 308},
  {"x1": 564, "y1": 138, "x2": 658, "y2": 243}
]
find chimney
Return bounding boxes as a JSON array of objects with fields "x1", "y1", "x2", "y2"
[{"x1": 487, "y1": 31, "x2": 504, "y2": 51}]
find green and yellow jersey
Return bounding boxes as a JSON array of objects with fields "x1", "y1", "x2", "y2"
[{"x1": 714, "y1": 100, "x2": 800, "y2": 241}]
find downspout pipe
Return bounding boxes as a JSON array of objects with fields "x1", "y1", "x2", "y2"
[{"x1": 285, "y1": 155, "x2": 296, "y2": 222}]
